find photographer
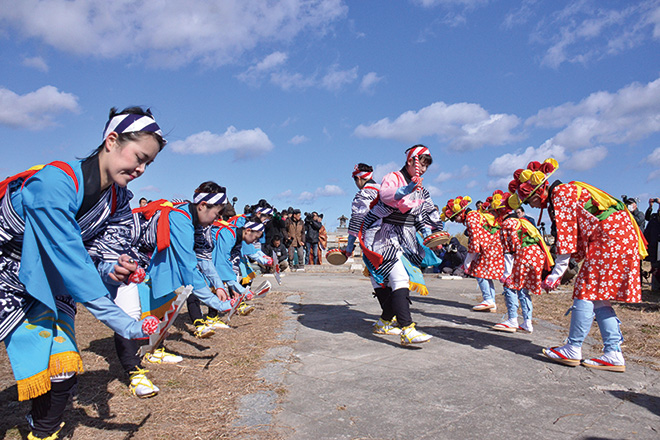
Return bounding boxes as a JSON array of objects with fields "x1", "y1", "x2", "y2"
[
  {"x1": 437, "y1": 237, "x2": 467, "y2": 276},
  {"x1": 644, "y1": 198, "x2": 660, "y2": 290},
  {"x1": 623, "y1": 195, "x2": 645, "y2": 230},
  {"x1": 286, "y1": 209, "x2": 305, "y2": 269},
  {"x1": 304, "y1": 211, "x2": 322, "y2": 265}
]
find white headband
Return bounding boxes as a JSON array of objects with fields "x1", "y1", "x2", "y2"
[
  {"x1": 193, "y1": 192, "x2": 227, "y2": 205},
  {"x1": 102, "y1": 113, "x2": 165, "y2": 143},
  {"x1": 244, "y1": 221, "x2": 265, "y2": 232}
]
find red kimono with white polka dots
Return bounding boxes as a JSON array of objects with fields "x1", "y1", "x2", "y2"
[
  {"x1": 462, "y1": 211, "x2": 503, "y2": 280},
  {"x1": 500, "y1": 217, "x2": 547, "y2": 295},
  {"x1": 551, "y1": 182, "x2": 641, "y2": 303}
]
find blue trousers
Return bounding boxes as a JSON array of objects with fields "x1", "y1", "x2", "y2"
[
  {"x1": 476, "y1": 278, "x2": 496, "y2": 303},
  {"x1": 502, "y1": 286, "x2": 532, "y2": 320},
  {"x1": 566, "y1": 299, "x2": 623, "y2": 352}
]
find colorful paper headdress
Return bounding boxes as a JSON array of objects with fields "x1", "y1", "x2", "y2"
[
  {"x1": 485, "y1": 190, "x2": 512, "y2": 213},
  {"x1": 508, "y1": 158, "x2": 558, "y2": 205},
  {"x1": 440, "y1": 196, "x2": 472, "y2": 221}
]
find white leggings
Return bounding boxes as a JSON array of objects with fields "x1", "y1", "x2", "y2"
[
  {"x1": 113, "y1": 283, "x2": 142, "y2": 320},
  {"x1": 370, "y1": 258, "x2": 410, "y2": 291}
]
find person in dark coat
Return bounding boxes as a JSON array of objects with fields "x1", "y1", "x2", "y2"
[{"x1": 304, "y1": 212, "x2": 322, "y2": 264}]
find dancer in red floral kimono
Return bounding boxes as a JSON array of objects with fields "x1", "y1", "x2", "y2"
[
  {"x1": 486, "y1": 190, "x2": 553, "y2": 333},
  {"x1": 509, "y1": 158, "x2": 646, "y2": 372},
  {"x1": 441, "y1": 196, "x2": 504, "y2": 312}
]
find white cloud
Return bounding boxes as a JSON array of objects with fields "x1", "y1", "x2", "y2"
[
  {"x1": 268, "y1": 64, "x2": 358, "y2": 91},
  {"x1": 466, "y1": 180, "x2": 478, "y2": 189},
  {"x1": 648, "y1": 147, "x2": 660, "y2": 166},
  {"x1": 435, "y1": 172, "x2": 452, "y2": 183},
  {"x1": 254, "y1": 51, "x2": 288, "y2": 71},
  {"x1": 275, "y1": 185, "x2": 344, "y2": 203},
  {"x1": 359, "y1": 71, "x2": 384, "y2": 93},
  {"x1": 321, "y1": 65, "x2": 358, "y2": 91},
  {"x1": 316, "y1": 184, "x2": 344, "y2": 196},
  {"x1": 238, "y1": 53, "x2": 359, "y2": 93},
  {"x1": 488, "y1": 140, "x2": 567, "y2": 177},
  {"x1": 22, "y1": 55, "x2": 48, "y2": 72},
  {"x1": 413, "y1": 0, "x2": 490, "y2": 9},
  {"x1": 647, "y1": 147, "x2": 660, "y2": 181},
  {"x1": 503, "y1": 0, "x2": 538, "y2": 29},
  {"x1": 433, "y1": 165, "x2": 473, "y2": 183},
  {"x1": 237, "y1": 51, "x2": 288, "y2": 85},
  {"x1": 531, "y1": 0, "x2": 660, "y2": 68},
  {"x1": 372, "y1": 161, "x2": 398, "y2": 182},
  {"x1": 280, "y1": 117, "x2": 296, "y2": 127},
  {"x1": 0, "y1": 0, "x2": 347, "y2": 67},
  {"x1": 354, "y1": 101, "x2": 522, "y2": 150},
  {"x1": 169, "y1": 127, "x2": 274, "y2": 158},
  {"x1": 275, "y1": 189, "x2": 293, "y2": 199},
  {"x1": 289, "y1": 135, "x2": 309, "y2": 145},
  {"x1": 426, "y1": 184, "x2": 444, "y2": 197},
  {"x1": 270, "y1": 71, "x2": 316, "y2": 90},
  {"x1": 298, "y1": 191, "x2": 315, "y2": 202},
  {"x1": 0, "y1": 85, "x2": 79, "y2": 129},
  {"x1": 485, "y1": 176, "x2": 511, "y2": 191},
  {"x1": 294, "y1": 184, "x2": 344, "y2": 203},
  {"x1": 564, "y1": 146, "x2": 608, "y2": 171},
  {"x1": 527, "y1": 76, "x2": 660, "y2": 149}
]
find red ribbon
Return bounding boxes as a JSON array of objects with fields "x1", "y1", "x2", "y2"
[{"x1": 133, "y1": 200, "x2": 191, "y2": 252}]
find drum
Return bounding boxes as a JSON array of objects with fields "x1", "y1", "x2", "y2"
[
  {"x1": 326, "y1": 248, "x2": 348, "y2": 265},
  {"x1": 423, "y1": 231, "x2": 451, "y2": 248}
]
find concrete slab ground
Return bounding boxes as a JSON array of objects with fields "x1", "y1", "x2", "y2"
[{"x1": 247, "y1": 272, "x2": 660, "y2": 440}]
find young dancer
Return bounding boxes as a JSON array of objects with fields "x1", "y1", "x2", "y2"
[
  {"x1": 509, "y1": 158, "x2": 646, "y2": 372},
  {"x1": 360, "y1": 145, "x2": 444, "y2": 345},
  {"x1": 212, "y1": 219, "x2": 270, "y2": 313},
  {"x1": 441, "y1": 196, "x2": 504, "y2": 312},
  {"x1": 132, "y1": 183, "x2": 234, "y2": 339},
  {"x1": 487, "y1": 190, "x2": 553, "y2": 333},
  {"x1": 0, "y1": 106, "x2": 164, "y2": 439},
  {"x1": 344, "y1": 163, "x2": 380, "y2": 258}
]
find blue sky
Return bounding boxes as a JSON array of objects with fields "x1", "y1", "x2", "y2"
[{"x1": 1, "y1": 0, "x2": 659, "y2": 235}]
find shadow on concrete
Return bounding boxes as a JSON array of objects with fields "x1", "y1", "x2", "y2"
[
  {"x1": 608, "y1": 390, "x2": 660, "y2": 417},
  {"x1": 284, "y1": 301, "x2": 377, "y2": 335},
  {"x1": 286, "y1": 300, "x2": 545, "y2": 356}
]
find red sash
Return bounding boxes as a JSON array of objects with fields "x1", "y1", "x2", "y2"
[
  {"x1": 214, "y1": 219, "x2": 237, "y2": 240},
  {"x1": 0, "y1": 161, "x2": 78, "y2": 199},
  {"x1": 133, "y1": 200, "x2": 191, "y2": 252}
]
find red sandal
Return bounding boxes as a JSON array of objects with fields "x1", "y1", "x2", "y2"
[{"x1": 542, "y1": 346, "x2": 580, "y2": 367}]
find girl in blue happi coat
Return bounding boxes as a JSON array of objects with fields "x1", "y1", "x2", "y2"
[
  {"x1": 131, "y1": 182, "x2": 234, "y2": 344},
  {"x1": 0, "y1": 106, "x2": 165, "y2": 440},
  {"x1": 113, "y1": 183, "x2": 233, "y2": 398},
  {"x1": 212, "y1": 219, "x2": 272, "y2": 315}
]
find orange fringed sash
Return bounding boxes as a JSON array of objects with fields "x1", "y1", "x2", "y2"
[{"x1": 16, "y1": 351, "x2": 83, "y2": 401}]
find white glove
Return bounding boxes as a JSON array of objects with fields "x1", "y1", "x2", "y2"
[
  {"x1": 542, "y1": 254, "x2": 571, "y2": 291},
  {"x1": 463, "y1": 252, "x2": 477, "y2": 272},
  {"x1": 501, "y1": 253, "x2": 514, "y2": 282}
]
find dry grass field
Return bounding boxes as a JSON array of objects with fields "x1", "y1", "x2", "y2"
[{"x1": 0, "y1": 291, "x2": 289, "y2": 440}]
